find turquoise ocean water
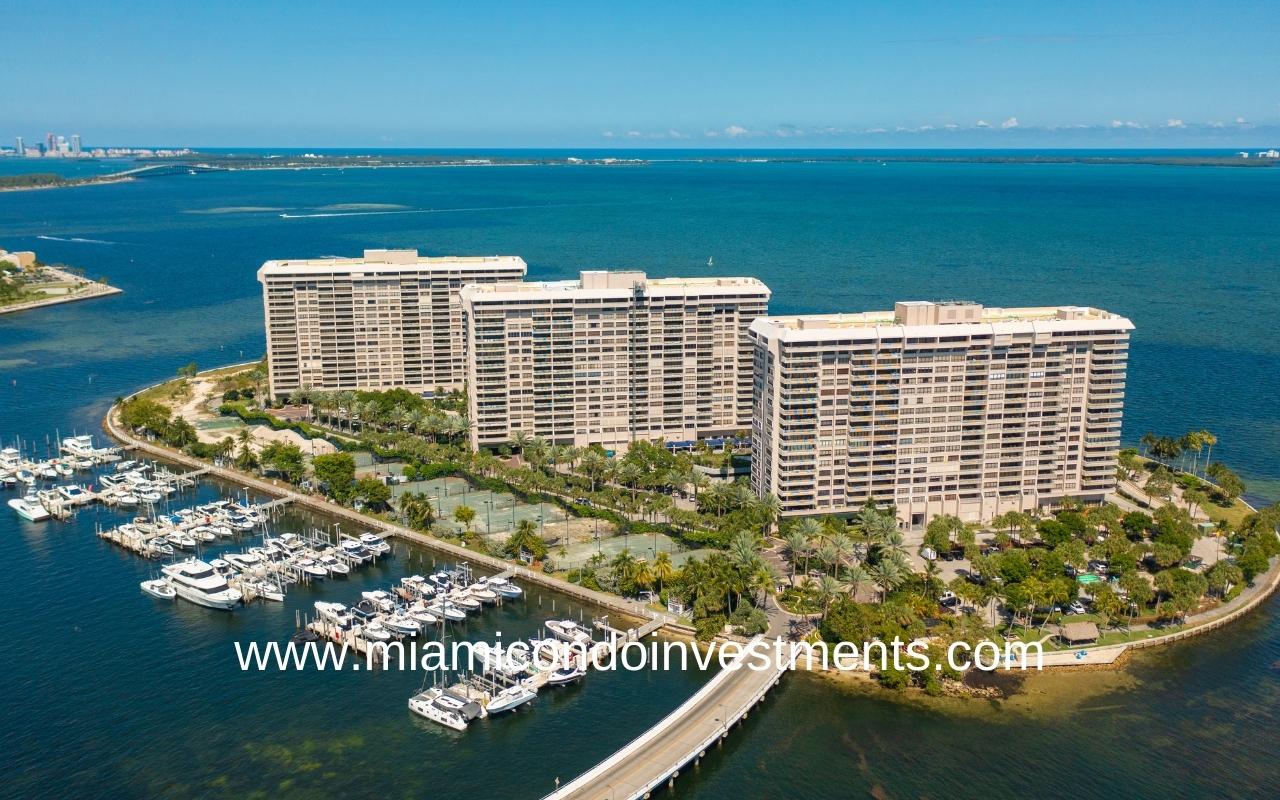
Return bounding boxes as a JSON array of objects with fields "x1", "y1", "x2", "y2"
[{"x1": 0, "y1": 152, "x2": 1277, "y2": 798}]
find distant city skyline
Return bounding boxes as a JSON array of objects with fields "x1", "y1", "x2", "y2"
[{"x1": 4, "y1": 1, "x2": 1278, "y2": 148}]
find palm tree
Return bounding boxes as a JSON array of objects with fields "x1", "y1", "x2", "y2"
[
  {"x1": 795, "y1": 518, "x2": 823, "y2": 576},
  {"x1": 756, "y1": 492, "x2": 781, "y2": 538},
  {"x1": 689, "y1": 471, "x2": 710, "y2": 501},
  {"x1": 782, "y1": 530, "x2": 808, "y2": 580},
  {"x1": 816, "y1": 574, "x2": 843, "y2": 619},
  {"x1": 1199, "y1": 430, "x2": 1217, "y2": 477},
  {"x1": 842, "y1": 563, "x2": 872, "y2": 600},
  {"x1": 869, "y1": 558, "x2": 905, "y2": 602},
  {"x1": 652, "y1": 551, "x2": 675, "y2": 593},
  {"x1": 1140, "y1": 431, "x2": 1157, "y2": 458},
  {"x1": 511, "y1": 430, "x2": 530, "y2": 457}
]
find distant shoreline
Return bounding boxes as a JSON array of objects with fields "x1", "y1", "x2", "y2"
[{"x1": 0, "y1": 265, "x2": 122, "y2": 315}]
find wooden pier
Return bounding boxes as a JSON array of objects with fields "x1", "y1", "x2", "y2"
[{"x1": 543, "y1": 636, "x2": 786, "y2": 800}]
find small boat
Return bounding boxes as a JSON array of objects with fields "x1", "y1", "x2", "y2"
[
  {"x1": 166, "y1": 531, "x2": 197, "y2": 549},
  {"x1": 360, "y1": 532, "x2": 391, "y2": 556},
  {"x1": 190, "y1": 526, "x2": 217, "y2": 543},
  {"x1": 361, "y1": 619, "x2": 393, "y2": 642},
  {"x1": 361, "y1": 590, "x2": 395, "y2": 612},
  {"x1": 147, "y1": 538, "x2": 175, "y2": 558},
  {"x1": 340, "y1": 538, "x2": 373, "y2": 563},
  {"x1": 546, "y1": 665, "x2": 586, "y2": 686},
  {"x1": 546, "y1": 619, "x2": 592, "y2": 645},
  {"x1": 15, "y1": 469, "x2": 36, "y2": 485},
  {"x1": 37, "y1": 463, "x2": 59, "y2": 479},
  {"x1": 0, "y1": 474, "x2": 16, "y2": 487},
  {"x1": 448, "y1": 591, "x2": 481, "y2": 612},
  {"x1": 137, "y1": 490, "x2": 163, "y2": 503},
  {"x1": 246, "y1": 580, "x2": 285, "y2": 602},
  {"x1": 384, "y1": 613, "x2": 423, "y2": 637},
  {"x1": 208, "y1": 558, "x2": 235, "y2": 577},
  {"x1": 484, "y1": 682, "x2": 538, "y2": 715},
  {"x1": 295, "y1": 557, "x2": 328, "y2": 581},
  {"x1": 318, "y1": 553, "x2": 350, "y2": 576},
  {"x1": 401, "y1": 575, "x2": 433, "y2": 596},
  {"x1": 140, "y1": 578, "x2": 176, "y2": 600},
  {"x1": 428, "y1": 601, "x2": 467, "y2": 622},
  {"x1": 116, "y1": 493, "x2": 139, "y2": 506},
  {"x1": 487, "y1": 576, "x2": 523, "y2": 598},
  {"x1": 115, "y1": 459, "x2": 138, "y2": 472},
  {"x1": 407, "y1": 602, "x2": 438, "y2": 626},
  {"x1": 224, "y1": 552, "x2": 263, "y2": 572},
  {"x1": 9, "y1": 494, "x2": 51, "y2": 522},
  {"x1": 55, "y1": 484, "x2": 91, "y2": 505},
  {"x1": 315, "y1": 601, "x2": 351, "y2": 624},
  {"x1": 54, "y1": 462, "x2": 74, "y2": 477},
  {"x1": 468, "y1": 582, "x2": 499, "y2": 604}
]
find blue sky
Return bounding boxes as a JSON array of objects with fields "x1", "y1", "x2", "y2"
[{"x1": 4, "y1": 0, "x2": 1278, "y2": 147}]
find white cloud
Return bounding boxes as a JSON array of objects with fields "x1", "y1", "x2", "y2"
[
  {"x1": 668, "y1": 129, "x2": 690, "y2": 140},
  {"x1": 865, "y1": 127, "x2": 887, "y2": 134},
  {"x1": 1110, "y1": 119, "x2": 1144, "y2": 128},
  {"x1": 975, "y1": 119, "x2": 991, "y2": 128},
  {"x1": 1001, "y1": 117, "x2": 1019, "y2": 129},
  {"x1": 1235, "y1": 116, "x2": 1247, "y2": 124},
  {"x1": 1166, "y1": 118, "x2": 1185, "y2": 128},
  {"x1": 944, "y1": 123, "x2": 959, "y2": 130},
  {"x1": 1209, "y1": 121, "x2": 1225, "y2": 128},
  {"x1": 918, "y1": 124, "x2": 935, "y2": 131},
  {"x1": 626, "y1": 130, "x2": 642, "y2": 138},
  {"x1": 724, "y1": 125, "x2": 749, "y2": 137},
  {"x1": 703, "y1": 130, "x2": 720, "y2": 138}
]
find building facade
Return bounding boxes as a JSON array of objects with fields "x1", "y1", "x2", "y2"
[
  {"x1": 257, "y1": 249, "x2": 527, "y2": 398},
  {"x1": 462, "y1": 270, "x2": 770, "y2": 451},
  {"x1": 749, "y1": 301, "x2": 1132, "y2": 525}
]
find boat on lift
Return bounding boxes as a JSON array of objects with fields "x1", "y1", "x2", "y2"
[{"x1": 9, "y1": 493, "x2": 51, "y2": 522}]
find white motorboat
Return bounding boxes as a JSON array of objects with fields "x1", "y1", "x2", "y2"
[
  {"x1": 37, "y1": 462, "x2": 59, "y2": 479},
  {"x1": 0, "y1": 447, "x2": 22, "y2": 472},
  {"x1": 484, "y1": 681, "x2": 538, "y2": 715},
  {"x1": 114, "y1": 459, "x2": 138, "y2": 473},
  {"x1": 0, "y1": 474, "x2": 15, "y2": 487},
  {"x1": 55, "y1": 484, "x2": 91, "y2": 505},
  {"x1": 116, "y1": 493, "x2": 139, "y2": 507},
  {"x1": 448, "y1": 591, "x2": 482, "y2": 612},
  {"x1": 406, "y1": 602, "x2": 438, "y2": 626},
  {"x1": 15, "y1": 469, "x2": 36, "y2": 485},
  {"x1": 147, "y1": 538, "x2": 175, "y2": 558},
  {"x1": 339, "y1": 538, "x2": 372, "y2": 563},
  {"x1": 190, "y1": 526, "x2": 217, "y2": 543},
  {"x1": 54, "y1": 462, "x2": 74, "y2": 477},
  {"x1": 546, "y1": 665, "x2": 586, "y2": 686},
  {"x1": 360, "y1": 619, "x2": 393, "y2": 642},
  {"x1": 546, "y1": 619, "x2": 592, "y2": 645},
  {"x1": 317, "y1": 553, "x2": 350, "y2": 576},
  {"x1": 226, "y1": 515, "x2": 256, "y2": 531},
  {"x1": 360, "y1": 532, "x2": 391, "y2": 556},
  {"x1": 428, "y1": 601, "x2": 467, "y2": 622},
  {"x1": 137, "y1": 489, "x2": 163, "y2": 504},
  {"x1": 161, "y1": 559, "x2": 243, "y2": 610},
  {"x1": 224, "y1": 552, "x2": 264, "y2": 573},
  {"x1": 361, "y1": 590, "x2": 395, "y2": 612},
  {"x1": 487, "y1": 575, "x2": 523, "y2": 598},
  {"x1": 401, "y1": 575, "x2": 433, "y2": 596},
  {"x1": 383, "y1": 613, "x2": 422, "y2": 637},
  {"x1": 408, "y1": 688, "x2": 471, "y2": 731},
  {"x1": 166, "y1": 531, "x2": 197, "y2": 550},
  {"x1": 140, "y1": 578, "x2": 176, "y2": 600},
  {"x1": 208, "y1": 558, "x2": 235, "y2": 577},
  {"x1": 467, "y1": 582, "x2": 499, "y2": 605},
  {"x1": 9, "y1": 494, "x2": 51, "y2": 522},
  {"x1": 295, "y1": 557, "x2": 328, "y2": 581},
  {"x1": 315, "y1": 601, "x2": 351, "y2": 625},
  {"x1": 246, "y1": 580, "x2": 285, "y2": 601},
  {"x1": 471, "y1": 642, "x2": 530, "y2": 677}
]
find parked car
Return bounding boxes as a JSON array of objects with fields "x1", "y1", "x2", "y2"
[
  {"x1": 1067, "y1": 601, "x2": 1088, "y2": 615},
  {"x1": 1088, "y1": 560, "x2": 1109, "y2": 575}
]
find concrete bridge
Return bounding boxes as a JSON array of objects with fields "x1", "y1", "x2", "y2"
[
  {"x1": 544, "y1": 636, "x2": 786, "y2": 800},
  {"x1": 109, "y1": 163, "x2": 229, "y2": 178}
]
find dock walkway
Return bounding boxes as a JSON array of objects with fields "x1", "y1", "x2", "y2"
[{"x1": 544, "y1": 636, "x2": 786, "y2": 800}]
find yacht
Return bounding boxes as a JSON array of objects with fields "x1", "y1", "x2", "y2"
[
  {"x1": 359, "y1": 532, "x2": 391, "y2": 556},
  {"x1": 15, "y1": 468, "x2": 36, "y2": 485},
  {"x1": 54, "y1": 461, "x2": 74, "y2": 477},
  {"x1": 114, "y1": 459, "x2": 139, "y2": 473},
  {"x1": 53, "y1": 484, "x2": 91, "y2": 504},
  {"x1": 140, "y1": 578, "x2": 176, "y2": 600},
  {"x1": 400, "y1": 575, "x2": 433, "y2": 596},
  {"x1": 226, "y1": 514, "x2": 257, "y2": 531},
  {"x1": 161, "y1": 559, "x2": 243, "y2": 610},
  {"x1": 360, "y1": 619, "x2": 393, "y2": 642},
  {"x1": 0, "y1": 474, "x2": 16, "y2": 488},
  {"x1": 37, "y1": 462, "x2": 59, "y2": 480},
  {"x1": 61, "y1": 435, "x2": 97, "y2": 458},
  {"x1": 546, "y1": 619, "x2": 593, "y2": 645},
  {"x1": 116, "y1": 492, "x2": 139, "y2": 507},
  {"x1": 448, "y1": 590, "x2": 482, "y2": 613},
  {"x1": 9, "y1": 493, "x2": 51, "y2": 522},
  {"x1": 408, "y1": 687, "x2": 474, "y2": 731},
  {"x1": 0, "y1": 448, "x2": 22, "y2": 472},
  {"x1": 295, "y1": 557, "x2": 328, "y2": 581},
  {"x1": 339, "y1": 538, "x2": 373, "y2": 563},
  {"x1": 189, "y1": 525, "x2": 217, "y2": 543},
  {"x1": 484, "y1": 681, "x2": 538, "y2": 715},
  {"x1": 146, "y1": 538, "x2": 175, "y2": 558}
]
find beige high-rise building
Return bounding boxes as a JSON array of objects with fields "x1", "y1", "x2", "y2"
[
  {"x1": 461, "y1": 270, "x2": 771, "y2": 451},
  {"x1": 257, "y1": 249, "x2": 526, "y2": 398},
  {"x1": 749, "y1": 301, "x2": 1132, "y2": 526}
]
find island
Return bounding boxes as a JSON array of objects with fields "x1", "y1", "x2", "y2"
[{"x1": 0, "y1": 250, "x2": 121, "y2": 314}]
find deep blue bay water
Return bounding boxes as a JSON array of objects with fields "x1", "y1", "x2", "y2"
[{"x1": 1, "y1": 153, "x2": 1278, "y2": 798}]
